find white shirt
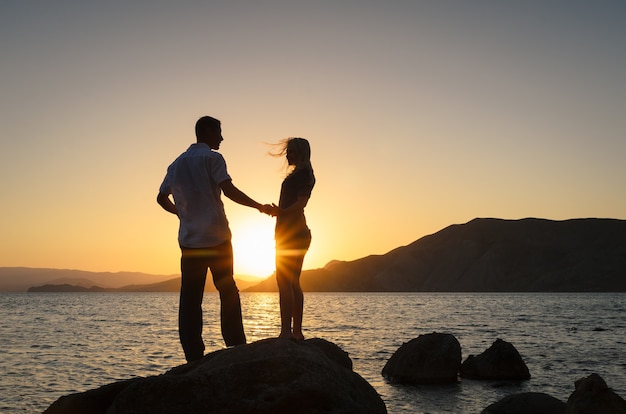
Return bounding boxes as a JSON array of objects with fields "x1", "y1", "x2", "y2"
[{"x1": 159, "y1": 143, "x2": 232, "y2": 248}]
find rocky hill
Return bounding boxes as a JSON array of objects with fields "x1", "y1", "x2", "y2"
[
  {"x1": 248, "y1": 218, "x2": 626, "y2": 292},
  {"x1": 8, "y1": 218, "x2": 626, "y2": 293}
]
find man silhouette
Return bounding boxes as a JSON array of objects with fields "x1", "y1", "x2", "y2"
[{"x1": 157, "y1": 115, "x2": 269, "y2": 362}]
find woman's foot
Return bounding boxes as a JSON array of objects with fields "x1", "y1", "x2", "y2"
[{"x1": 292, "y1": 332, "x2": 305, "y2": 341}]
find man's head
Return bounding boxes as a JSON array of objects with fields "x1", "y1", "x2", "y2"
[{"x1": 195, "y1": 116, "x2": 223, "y2": 149}]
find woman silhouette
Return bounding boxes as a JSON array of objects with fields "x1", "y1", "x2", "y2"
[{"x1": 270, "y1": 138, "x2": 316, "y2": 340}]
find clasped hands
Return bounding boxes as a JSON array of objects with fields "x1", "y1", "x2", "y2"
[{"x1": 259, "y1": 203, "x2": 281, "y2": 217}]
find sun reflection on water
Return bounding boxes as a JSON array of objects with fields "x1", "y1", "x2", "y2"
[{"x1": 241, "y1": 293, "x2": 281, "y2": 343}]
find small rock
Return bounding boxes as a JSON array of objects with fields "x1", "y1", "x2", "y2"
[
  {"x1": 381, "y1": 332, "x2": 461, "y2": 384},
  {"x1": 565, "y1": 373, "x2": 626, "y2": 414},
  {"x1": 461, "y1": 338, "x2": 530, "y2": 380},
  {"x1": 480, "y1": 392, "x2": 566, "y2": 414}
]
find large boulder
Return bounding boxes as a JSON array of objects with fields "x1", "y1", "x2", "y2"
[
  {"x1": 461, "y1": 338, "x2": 530, "y2": 380},
  {"x1": 381, "y1": 332, "x2": 461, "y2": 384},
  {"x1": 44, "y1": 338, "x2": 387, "y2": 414},
  {"x1": 480, "y1": 392, "x2": 566, "y2": 414},
  {"x1": 565, "y1": 373, "x2": 626, "y2": 414}
]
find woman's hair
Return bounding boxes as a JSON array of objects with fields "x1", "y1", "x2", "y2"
[{"x1": 271, "y1": 137, "x2": 313, "y2": 174}]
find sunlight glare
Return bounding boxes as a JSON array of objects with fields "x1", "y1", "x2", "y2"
[{"x1": 231, "y1": 218, "x2": 276, "y2": 278}]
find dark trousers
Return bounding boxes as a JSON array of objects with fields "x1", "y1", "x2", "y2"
[{"x1": 179, "y1": 241, "x2": 246, "y2": 362}]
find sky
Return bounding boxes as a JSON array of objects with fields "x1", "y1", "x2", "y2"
[{"x1": 1, "y1": 1, "x2": 625, "y2": 278}]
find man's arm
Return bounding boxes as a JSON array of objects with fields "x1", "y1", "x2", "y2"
[
  {"x1": 220, "y1": 180, "x2": 266, "y2": 212},
  {"x1": 157, "y1": 192, "x2": 178, "y2": 215}
]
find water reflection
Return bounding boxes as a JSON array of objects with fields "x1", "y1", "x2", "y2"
[
  {"x1": 241, "y1": 292, "x2": 281, "y2": 343},
  {"x1": 1, "y1": 292, "x2": 624, "y2": 414}
]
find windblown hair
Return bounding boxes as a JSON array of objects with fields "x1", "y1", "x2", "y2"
[{"x1": 271, "y1": 137, "x2": 313, "y2": 175}]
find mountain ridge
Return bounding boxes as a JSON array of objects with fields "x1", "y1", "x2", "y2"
[
  {"x1": 26, "y1": 277, "x2": 260, "y2": 293},
  {"x1": 0, "y1": 267, "x2": 259, "y2": 292},
  {"x1": 5, "y1": 218, "x2": 625, "y2": 292},
  {"x1": 246, "y1": 217, "x2": 626, "y2": 292}
]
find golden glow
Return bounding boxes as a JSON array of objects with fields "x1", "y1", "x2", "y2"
[
  {"x1": 230, "y1": 217, "x2": 276, "y2": 278},
  {"x1": 1, "y1": 3, "x2": 625, "y2": 276}
]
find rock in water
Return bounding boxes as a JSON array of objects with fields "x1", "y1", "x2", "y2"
[
  {"x1": 480, "y1": 392, "x2": 566, "y2": 414},
  {"x1": 461, "y1": 338, "x2": 530, "y2": 380},
  {"x1": 381, "y1": 332, "x2": 461, "y2": 384},
  {"x1": 44, "y1": 338, "x2": 387, "y2": 414},
  {"x1": 565, "y1": 373, "x2": 626, "y2": 414}
]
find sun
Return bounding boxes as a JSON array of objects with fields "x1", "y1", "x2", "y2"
[{"x1": 230, "y1": 218, "x2": 276, "y2": 278}]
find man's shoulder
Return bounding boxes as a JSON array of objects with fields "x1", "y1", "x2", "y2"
[{"x1": 186, "y1": 144, "x2": 225, "y2": 159}]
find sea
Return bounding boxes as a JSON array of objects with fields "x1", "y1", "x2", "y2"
[{"x1": 1, "y1": 292, "x2": 625, "y2": 413}]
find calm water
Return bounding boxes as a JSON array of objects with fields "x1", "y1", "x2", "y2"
[{"x1": 1, "y1": 292, "x2": 625, "y2": 413}]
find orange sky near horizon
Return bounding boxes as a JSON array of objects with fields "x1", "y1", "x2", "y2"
[{"x1": 1, "y1": 1, "x2": 625, "y2": 278}]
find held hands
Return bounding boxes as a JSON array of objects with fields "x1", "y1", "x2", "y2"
[
  {"x1": 270, "y1": 203, "x2": 281, "y2": 216},
  {"x1": 259, "y1": 204, "x2": 273, "y2": 216},
  {"x1": 259, "y1": 204, "x2": 281, "y2": 217}
]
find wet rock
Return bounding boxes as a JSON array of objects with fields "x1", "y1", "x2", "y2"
[
  {"x1": 461, "y1": 338, "x2": 530, "y2": 380},
  {"x1": 44, "y1": 338, "x2": 387, "y2": 414},
  {"x1": 42, "y1": 379, "x2": 140, "y2": 414},
  {"x1": 381, "y1": 332, "x2": 461, "y2": 384},
  {"x1": 565, "y1": 373, "x2": 626, "y2": 414},
  {"x1": 480, "y1": 392, "x2": 566, "y2": 414}
]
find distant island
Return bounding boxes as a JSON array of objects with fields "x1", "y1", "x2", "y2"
[
  {"x1": 8, "y1": 218, "x2": 626, "y2": 293},
  {"x1": 0, "y1": 268, "x2": 258, "y2": 292},
  {"x1": 25, "y1": 275, "x2": 260, "y2": 293},
  {"x1": 28, "y1": 284, "x2": 109, "y2": 293}
]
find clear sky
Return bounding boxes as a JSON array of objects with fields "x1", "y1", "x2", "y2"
[{"x1": 1, "y1": 1, "x2": 625, "y2": 278}]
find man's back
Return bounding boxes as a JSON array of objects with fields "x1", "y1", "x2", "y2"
[{"x1": 160, "y1": 143, "x2": 231, "y2": 248}]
